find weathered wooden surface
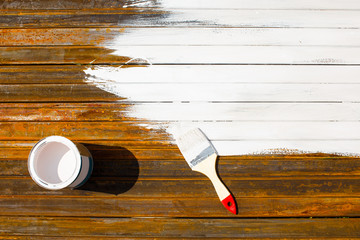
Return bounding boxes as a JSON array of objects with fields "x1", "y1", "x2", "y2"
[
  {"x1": 1, "y1": 0, "x2": 360, "y2": 238},
  {"x1": 1, "y1": 217, "x2": 360, "y2": 238}
]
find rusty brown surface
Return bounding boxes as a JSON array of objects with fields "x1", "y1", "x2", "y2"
[
  {"x1": 0, "y1": 0, "x2": 131, "y2": 9},
  {"x1": 0, "y1": 216, "x2": 359, "y2": 238},
  {"x1": 1, "y1": 1, "x2": 360, "y2": 238},
  {"x1": 0, "y1": 28, "x2": 125, "y2": 46}
]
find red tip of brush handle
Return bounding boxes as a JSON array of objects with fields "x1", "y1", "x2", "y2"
[{"x1": 221, "y1": 194, "x2": 237, "y2": 215}]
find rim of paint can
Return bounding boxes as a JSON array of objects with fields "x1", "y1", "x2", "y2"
[{"x1": 28, "y1": 136, "x2": 82, "y2": 190}]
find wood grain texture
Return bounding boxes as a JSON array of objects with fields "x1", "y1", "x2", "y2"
[
  {"x1": 0, "y1": 217, "x2": 359, "y2": 238},
  {"x1": 0, "y1": 0, "x2": 129, "y2": 9},
  {"x1": 0, "y1": 196, "x2": 358, "y2": 217},
  {"x1": 1, "y1": 139, "x2": 359, "y2": 179},
  {"x1": 2, "y1": 46, "x2": 360, "y2": 64},
  {"x1": 5, "y1": 83, "x2": 360, "y2": 102},
  {"x1": 0, "y1": 84, "x2": 122, "y2": 102},
  {"x1": 1, "y1": 177, "x2": 360, "y2": 198},
  {"x1": 2, "y1": 28, "x2": 360, "y2": 47},
  {"x1": 2, "y1": 0, "x2": 360, "y2": 237},
  {"x1": 1, "y1": 9, "x2": 360, "y2": 28},
  {"x1": 0, "y1": 47, "x2": 132, "y2": 65},
  {"x1": 0, "y1": 28, "x2": 125, "y2": 47},
  {"x1": 2, "y1": 102, "x2": 360, "y2": 122},
  {"x1": 1, "y1": 0, "x2": 360, "y2": 10},
  {"x1": 3, "y1": 65, "x2": 360, "y2": 84}
]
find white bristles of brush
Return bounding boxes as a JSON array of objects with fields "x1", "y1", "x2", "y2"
[{"x1": 176, "y1": 128, "x2": 217, "y2": 168}]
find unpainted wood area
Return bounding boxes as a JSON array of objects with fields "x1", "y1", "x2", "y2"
[{"x1": 1, "y1": 0, "x2": 360, "y2": 238}]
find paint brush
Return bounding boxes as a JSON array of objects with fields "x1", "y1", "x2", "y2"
[{"x1": 176, "y1": 128, "x2": 237, "y2": 214}]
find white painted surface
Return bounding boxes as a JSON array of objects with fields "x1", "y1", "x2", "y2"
[
  {"x1": 85, "y1": 76, "x2": 360, "y2": 102},
  {"x1": 152, "y1": 0, "x2": 360, "y2": 10},
  {"x1": 108, "y1": 28, "x2": 360, "y2": 47},
  {"x1": 122, "y1": 10, "x2": 360, "y2": 28},
  {"x1": 85, "y1": 65, "x2": 360, "y2": 83},
  {"x1": 108, "y1": 46, "x2": 360, "y2": 64},
  {"x1": 211, "y1": 140, "x2": 360, "y2": 156},
  {"x1": 85, "y1": 1, "x2": 360, "y2": 156},
  {"x1": 123, "y1": 103, "x2": 360, "y2": 121}
]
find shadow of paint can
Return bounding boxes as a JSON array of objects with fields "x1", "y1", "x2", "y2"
[{"x1": 28, "y1": 136, "x2": 93, "y2": 190}]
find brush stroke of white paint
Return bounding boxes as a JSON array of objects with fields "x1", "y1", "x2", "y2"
[
  {"x1": 155, "y1": 0, "x2": 360, "y2": 10},
  {"x1": 106, "y1": 28, "x2": 360, "y2": 47},
  {"x1": 85, "y1": 65, "x2": 360, "y2": 156},
  {"x1": 84, "y1": 1, "x2": 360, "y2": 156},
  {"x1": 119, "y1": 9, "x2": 360, "y2": 28},
  {"x1": 126, "y1": 0, "x2": 360, "y2": 9}
]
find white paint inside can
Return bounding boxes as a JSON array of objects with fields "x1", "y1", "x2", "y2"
[
  {"x1": 28, "y1": 136, "x2": 87, "y2": 190},
  {"x1": 33, "y1": 141, "x2": 77, "y2": 184}
]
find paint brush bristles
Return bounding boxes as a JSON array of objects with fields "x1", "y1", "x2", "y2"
[{"x1": 176, "y1": 128, "x2": 217, "y2": 168}]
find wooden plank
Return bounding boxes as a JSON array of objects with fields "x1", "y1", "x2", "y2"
[
  {"x1": 0, "y1": 140, "x2": 173, "y2": 149},
  {"x1": 0, "y1": 103, "x2": 131, "y2": 121},
  {"x1": 113, "y1": 102, "x2": 360, "y2": 121},
  {"x1": 91, "y1": 45, "x2": 360, "y2": 64},
  {"x1": 3, "y1": 65, "x2": 360, "y2": 84},
  {"x1": 1, "y1": 0, "x2": 360, "y2": 10},
  {"x1": 2, "y1": 46, "x2": 360, "y2": 65},
  {"x1": 187, "y1": 122, "x2": 360, "y2": 140},
  {"x1": 0, "y1": 143, "x2": 181, "y2": 161},
  {"x1": 1, "y1": 10, "x2": 360, "y2": 28},
  {"x1": 2, "y1": 28, "x2": 360, "y2": 47},
  {"x1": 2, "y1": 102, "x2": 360, "y2": 122},
  {"x1": 3, "y1": 121, "x2": 360, "y2": 142},
  {"x1": 0, "y1": 65, "x2": 87, "y2": 84},
  {"x1": 211, "y1": 140, "x2": 360, "y2": 156},
  {"x1": 0, "y1": 28, "x2": 124, "y2": 47},
  {"x1": 0, "y1": 9, "x2": 166, "y2": 28},
  {"x1": 5, "y1": 83, "x2": 360, "y2": 102},
  {"x1": 85, "y1": 65, "x2": 360, "y2": 83},
  {"x1": 2, "y1": 153, "x2": 360, "y2": 179},
  {"x1": 150, "y1": 0, "x2": 360, "y2": 10},
  {"x1": 103, "y1": 27, "x2": 360, "y2": 47},
  {"x1": 0, "y1": 216, "x2": 359, "y2": 238},
  {"x1": 2, "y1": 116, "x2": 360, "y2": 155},
  {"x1": 81, "y1": 82, "x2": 360, "y2": 102},
  {"x1": 0, "y1": 196, "x2": 359, "y2": 217},
  {"x1": 0, "y1": 0, "x2": 128, "y2": 10},
  {"x1": 0, "y1": 47, "x2": 132, "y2": 65},
  {"x1": 0, "y1": 84, "x2": 121, "y2": 102},
  {"x1": 0, "y1": 122, "x2": 170, "y2": 141},
  {"x1": 1, "y1": 178, "x2": 360, "y2": 198}
]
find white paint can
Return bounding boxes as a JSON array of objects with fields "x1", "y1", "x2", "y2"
[{"x1": 28, "y1": 136, "x2": 93, "y2": 190}]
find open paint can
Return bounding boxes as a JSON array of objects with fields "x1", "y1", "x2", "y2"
[{"x1": 28, "y1": 136, "x2": 93, "y2": 190}]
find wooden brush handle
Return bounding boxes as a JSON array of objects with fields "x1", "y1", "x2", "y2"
[{"x1": 192, "y1": 154, "x2": 237, "y2": 214}]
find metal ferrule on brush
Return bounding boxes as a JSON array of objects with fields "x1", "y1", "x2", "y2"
[{"x1": 189, "y1": 146, "x2": 216, "y2": 168}]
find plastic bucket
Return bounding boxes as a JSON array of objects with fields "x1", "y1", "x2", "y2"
[{"x1": 28, "y1": 136, "x2": 93, "y2": 190}]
